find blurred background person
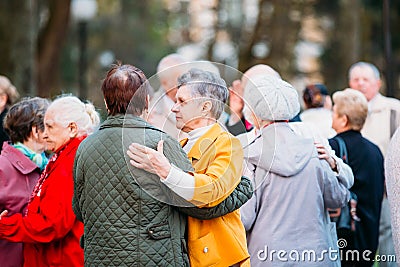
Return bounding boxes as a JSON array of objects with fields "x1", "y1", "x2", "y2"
[
  {"x1": 148, "y1": 53, "x2": 189, "y2": 139},
  {"x1": 0, "y1": 75, "x2": 20, "y2": 151},
  {"x1": 0, "y1": 95, "x2": 100, "y2": 267},
  {"x1": 349, "y1": 62, "x2": 400, "y2": 155},
  {"x1": 226, "y1": 64, "x2": 281, "y2": 136},
  {"x1": 240, "y1": 75, "x2": 349, "y2": 267},
  {"x1": 0, "y1": 97, "x2": 49, "y2": 267},
  {"x1": 300, "y1": 83, "x2": 336, "y2": 139},
  {"x1": 349, "y1": 61, "x2": 400, "y2": 266},
  {"x1": 329, "y1": 88, "x2": 384, "y2": 266}
]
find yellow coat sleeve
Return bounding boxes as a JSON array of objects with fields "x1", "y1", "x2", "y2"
[{"x1": 189, "y1": 133, "x2": 243, "y2": 207}]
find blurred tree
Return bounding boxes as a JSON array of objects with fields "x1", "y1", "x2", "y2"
[
  {"x1": 237, "y1": 0, "x2": 306, "y2": 78},
  {"x1": 59, "y1": 0, "x2": 174, "y2": 111},
  {"x1": 320, "y1": 0, "x2": 400, "y2": 97},
  {"x1": 179, "y1": 0, "x2": 399, "y2": 98},
  {"x1": 1, "y1": 0, "x2": 399, "y2": 101},
  {"x1": 37, "y1": 0, "x2": 71, "y2": 97},
  {"x1": 319, "y1": 0, "x2": 362, "y2": 91},
  {"x1": 0, "y1": 0, "x2": 70, "y2": 97},
  {"x1": 0, "y1": 0, "x2": 37, "y2": 96}
]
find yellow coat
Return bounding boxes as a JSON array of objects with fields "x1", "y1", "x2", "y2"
[{"x1": 183, "y1": 123, "x2": 250, "y2": 267}]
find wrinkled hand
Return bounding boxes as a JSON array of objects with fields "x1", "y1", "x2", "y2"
[
  {"x1": 127, "y1": 141, "x2": 171, "y2": 179},
  {"x1": 228, "y1": 80, "x2": 245, "y2": 123},
  {"x1": 315, "y1": 142, "x2": 337, "y2": 171},
  {"x1": 0, "y1": 210, "x2": 8, "y2": 220}
]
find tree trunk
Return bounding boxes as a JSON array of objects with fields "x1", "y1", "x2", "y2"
[
  {"x1": 37, "y1": 0, "x2": 71, "y2": 97},
  {"x1": 0, "y1": 0, "x2": 37, "y2": 96},
  {"x1": 238, "y1": 0, "x2": 304, "y2": 77}
]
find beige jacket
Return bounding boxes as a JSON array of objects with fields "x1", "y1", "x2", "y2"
[{"x1": 362, "y1": 93, "x2": 400, "y2": 156}]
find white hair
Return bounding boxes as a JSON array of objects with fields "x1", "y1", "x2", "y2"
[
  {"x1": 157, "y1": 54, "x2": 188, "y2": 79},
  {"x1": 348, "y1": 61, "x2": 381, "y2": 80},
  {"x1": 47, "y1": 95, "x2": 100, "y2": 137}
]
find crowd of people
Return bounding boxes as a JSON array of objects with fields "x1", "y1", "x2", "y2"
[{"x1": 0, "y1": 58, "x2": 398, "y2": 267}]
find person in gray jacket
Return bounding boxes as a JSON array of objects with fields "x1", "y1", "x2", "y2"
[
  {"x1": 386, "y1": 127, "x2": 400, "y2": 261},
  {"x1": 240, "y1": 75, "x2": 350, "y2": 267},
  {"x1": 72, "y1": 63, "x2": 252, "y2": 266}
]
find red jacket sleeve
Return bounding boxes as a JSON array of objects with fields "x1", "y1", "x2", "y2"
[{"x1": 0, "y1": 154, "x2": 77, "y2": 243}]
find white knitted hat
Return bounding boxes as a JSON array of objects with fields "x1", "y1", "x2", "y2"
[{"x1": 244, "y1": 75, "x2": 300, "y2": 121}]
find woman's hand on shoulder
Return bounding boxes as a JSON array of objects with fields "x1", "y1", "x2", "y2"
[
  {"x1": 315, "y1": 142, "x2": 337, "y2": 171},
  {"x1": 127, "y1": 140, "x2": 171, "y2": 179}
]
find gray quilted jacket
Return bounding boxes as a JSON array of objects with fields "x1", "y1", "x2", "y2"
[{"x1": 73, "y1": 115, "x2": 252, "y2": 266}]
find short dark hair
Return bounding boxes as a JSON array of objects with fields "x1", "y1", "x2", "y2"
[
  {"x1": 4, "y1": 97, "x2": 50, "y2": 143},
  {"x1": 303, "y1": 84, "x2": 328, "y2": 109},
  {"x1": 101, "y1": 62, "x2": 151, "y2": 116}
]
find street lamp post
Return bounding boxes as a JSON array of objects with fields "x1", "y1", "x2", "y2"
[{"x1": 71, "y1": 0, "x2": 97, "y2": 100}]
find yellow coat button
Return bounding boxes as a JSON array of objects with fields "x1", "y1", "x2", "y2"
[{"x1": 203, "y1": 247, "x2": 208, "y2": 253}]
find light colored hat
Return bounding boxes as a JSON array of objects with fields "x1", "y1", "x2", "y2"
[{"x1": 244, "y1": 75, "x2": 300, "y2": 121}]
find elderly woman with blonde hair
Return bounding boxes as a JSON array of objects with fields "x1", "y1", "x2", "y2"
[
  {"x1": 328, "y1": 88, "x2": 384, "y2": 266},
  {"x1": 0, "y1": 95, "x2": 100, "y2": 267}
]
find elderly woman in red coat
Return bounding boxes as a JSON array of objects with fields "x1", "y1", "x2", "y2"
[{"x1": 0, "y1": 95, "x2": 100, "y2": 267}]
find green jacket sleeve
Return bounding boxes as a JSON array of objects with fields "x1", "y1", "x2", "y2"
[
  {"x1": 177, "y1": 176, "x2": 253, "y2": 220},
  {"x1": 72, "y1": 144, "x2": 84, "y2": 223}
]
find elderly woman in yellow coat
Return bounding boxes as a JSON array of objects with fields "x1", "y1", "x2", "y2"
[{"x1": 128, "y1": 68, "x2": 250, "y2": 266}]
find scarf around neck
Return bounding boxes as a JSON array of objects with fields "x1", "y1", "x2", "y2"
[{"x1": 13, "y1": 142, "x2": 49, "y2": 171}]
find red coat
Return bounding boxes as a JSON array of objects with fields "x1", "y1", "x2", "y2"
[{"x1": 0, "y1": 137, "x2": 84, "y2": 267}]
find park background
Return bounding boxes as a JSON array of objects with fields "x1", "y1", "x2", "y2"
[{"x1": 0, "y1": 0, "x2": 399, "y2": 115}]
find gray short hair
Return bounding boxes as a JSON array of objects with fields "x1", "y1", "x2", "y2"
[
  {"x1": 47, "y1": 95, "x2": 100, "y2": 137},
  {"x1": 178, "y1": 68, "x2": 228, "y2": 119},
  {"x1": 348, "y1": 61, "x2": 381, "y2": 80}
]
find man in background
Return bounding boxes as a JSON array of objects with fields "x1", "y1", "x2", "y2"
[
  {"x1": 349, "y1": 61, "x2": 400, "y2": 266},
  {"x1": 148, "y1": 53, "x2": 188, "y2": 139}
]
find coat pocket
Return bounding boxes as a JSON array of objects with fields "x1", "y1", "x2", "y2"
[
  {"x1": 188, "y1": 231, "x2": 221, "y2": 266},
  {"x1": 147, "y1": 221, "x2": 171, "y2": 240}
]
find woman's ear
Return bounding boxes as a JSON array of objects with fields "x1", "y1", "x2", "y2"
[
  {"x1": 202, "y1": 100, "x2": 212, "y2": 116},
  {"x1": 68, "y1": 122, "x2": 78, "y2": 138},
  {"x1": 341, "y1": 114, "x2": 349, "y2": 128},
  {"x1": 31, "y1": 125, "x2": 39, "y2": 139}
]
